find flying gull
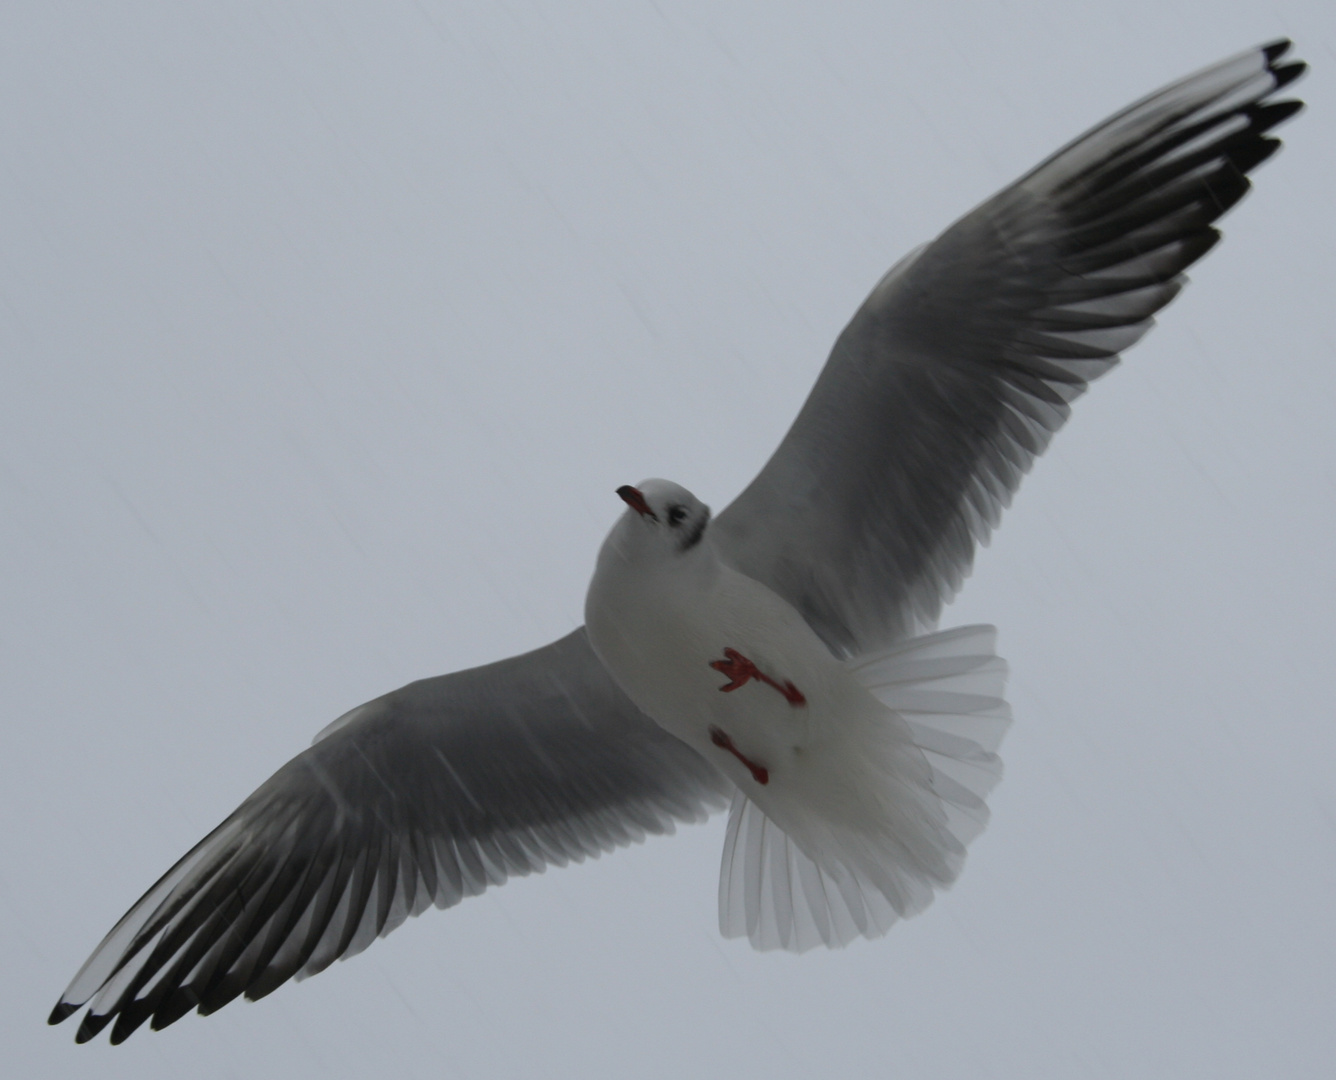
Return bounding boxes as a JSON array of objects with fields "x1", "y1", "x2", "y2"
[{"x1": 51, "y1": 40, "x2": 1305, "y2": 1043}]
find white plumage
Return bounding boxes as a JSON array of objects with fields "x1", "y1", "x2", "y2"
[{"x1": 587, "y1": 479, "x2": 1010, "y2": 950}]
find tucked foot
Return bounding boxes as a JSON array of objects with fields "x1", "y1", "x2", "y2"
[
  {"x1": 709, "y1": 725, "x2": 769, "y2": 785},
  {"x1": 709, "y1": 647, "x2": 806, "y2": 705}
]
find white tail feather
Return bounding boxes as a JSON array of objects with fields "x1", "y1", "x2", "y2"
[
  {"x1": 719, "y1": 792, "x2": 900, "y2": 951},
  {"x1": 718, "y1": 625, "x2": 1010, "y2": 951}
]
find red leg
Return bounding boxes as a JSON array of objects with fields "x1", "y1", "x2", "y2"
[
  {"x1": 709, "y1": 726, "x2": 769, "y2": 785},
  {"x1": 709, "y1": 647, "x2": 806, "y2": 706}
]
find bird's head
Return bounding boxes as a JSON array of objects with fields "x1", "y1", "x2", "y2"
[{"x1": 610, "y1": 479, "x2": 712, "y2": 561}]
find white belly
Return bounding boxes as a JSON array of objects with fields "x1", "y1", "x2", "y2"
[{"x1": 586, "y1": 557, "x2": 864, "y2": 794}]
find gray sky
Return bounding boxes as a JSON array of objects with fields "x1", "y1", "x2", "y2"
[{"x1": 4, "y1": 3, "x2": 1334, "y2": 1077}]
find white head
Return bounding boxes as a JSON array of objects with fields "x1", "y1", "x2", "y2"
[{"x1": 602, "y1": 478, "x2": 713, "y2": 566}]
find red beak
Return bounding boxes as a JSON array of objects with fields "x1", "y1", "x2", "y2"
[{"x1": 617, "y1": 485, "x2": 657, "y2": 521}]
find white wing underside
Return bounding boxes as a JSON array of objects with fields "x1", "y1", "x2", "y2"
[{"x1": 719, "y1": 625, "x2": 1010, "y2": 951}]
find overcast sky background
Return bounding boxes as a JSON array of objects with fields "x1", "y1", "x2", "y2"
[{"x1": 4, "y1": 3, "x2": 1334, "y2": 1078}]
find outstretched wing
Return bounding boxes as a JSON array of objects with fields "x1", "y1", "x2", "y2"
[
  {"x1": 713, "y1": 41, "x2": 1305, "y2": 657},
  {"x1": 50, "y1": 629, "x2": 730, "y2": 1043}
]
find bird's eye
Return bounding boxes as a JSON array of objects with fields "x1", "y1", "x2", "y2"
[{"x1": 667, "y1": 505, "x2": 688, "y2": 526}]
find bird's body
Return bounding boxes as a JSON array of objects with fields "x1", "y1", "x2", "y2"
[
  {"x1": 48, "y1": 41, "x2": 1306, "y2": 1041},
  {"x1": 587, "y1": 479, "x2": 1006, "y2": 943},
  {"x1": 586, "y1": 482, "x2": 834, "y2": 790}
]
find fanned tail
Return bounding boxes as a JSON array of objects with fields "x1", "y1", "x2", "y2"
[{"x1": 718, "y1": 625, "x2": 1010, "y2": 951}]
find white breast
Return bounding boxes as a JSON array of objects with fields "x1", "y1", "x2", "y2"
[{"x1": 585, "y1": 530, "x2": 857, "y2": 791}]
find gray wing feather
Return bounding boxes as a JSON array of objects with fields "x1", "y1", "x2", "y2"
[
  {"x1": 50, "y1": 629, "x2": 729, "y2": 1043},
  {"x1": 713, "y1": 41, "x2": 1304, "y2": 657}
]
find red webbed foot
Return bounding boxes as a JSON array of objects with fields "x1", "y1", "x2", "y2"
[
  {"x1": 709, "y1": 647, "x2": 805, "y2": 705},
  {"x1": 709, "y1": 725, "x2": 769, "y2": 785}
]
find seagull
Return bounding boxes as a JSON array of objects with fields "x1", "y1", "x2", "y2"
[
  {"x1": 51, "y1": 41, "x2": 1304, "y2": 1043},
  {"x1": 587, "y1": 479, "x2": 1010, "y2": 949}
]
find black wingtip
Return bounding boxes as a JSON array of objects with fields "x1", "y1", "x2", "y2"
[
  {"x1": 109, "y1": 1013, "x2": 144, "y2": 1045},
  {"x1": 74, "y1": 1010, "x2": 112, "y2": 1044},
  {"x1": 1272, "y1": 61, "x2": 1307, "y2": 92},
  {"x1": 1252, "y1": 99, "x2": 1306, "y2": 133},
  {"x1": 1229, "y1": 135, "x2": 1283, "y2": 176},
  {"x1": 47, "y1": 1001, "x2": 78, "y2": 1026},
  {"x1": 149, "y1": 986, "x2": 203, "y2": 1031},
  {"x1": 1262, "y1": 39, "x2": 1292, "y2": 63}
]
